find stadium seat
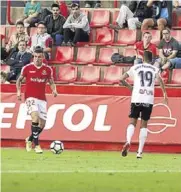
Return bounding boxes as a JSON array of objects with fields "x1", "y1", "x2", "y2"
[
  {"x1": 71, "y1": 47, "x2": 96, "y2": 65},
  {"x1": 114, "y1": 30, "x2": 137, "y2": 46},
  {"x1": 6, "y1": 26, "x2": 16, "y2": 41},
  {"x1": 0, "y1": 25, "x2": 6, "y2": 40},
  {"x1": 90, "y1": 10, "x2": 110, "y2": 27},
  {"x1": 90, "y1": 27, "x2": 114, "y2": 45},
  {"x1": 123, "y1": 47, "x2": 137, "y2": 57},
  {"x1": 76, "y1": 66, "x2": 100, "y2": 84},
  {"x1": 94, "y1": 47, "x2": 119, "y2": 65},
  {"x1": 170, "y1": 30, "x2": 181, "y2": 42},
  {"x1": 48, "y1": 47, "x2": 74, "y2": 65},
  {"x1": 142, "y1": 30, "x2": 161, "y2": 45},
  {"x1": 56, "y1": 65, "x2": 77, "y2": 83},
  {"x1": 168, "y1": 69, "x2": 181, "y2": 86},
  {"x1": 112, "y1": 10, "x2": 119, "y2": 25},
  {"x1": 98, "y1": 66, "x2": 123, "y2": 85},
  {"x1": 0, "y1": 64, "x2": 10, "y2": 72}
]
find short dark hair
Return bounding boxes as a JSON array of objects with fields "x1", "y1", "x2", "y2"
[
  {"x1": 37, "y1": 21, "x2": 46, "y2": 27},
  {"x1": 143, "y1": 31, "x2": 151, "y2": 36},
  {"x1": 143, "y1": 51, "x2": 152, "y2": 63},
  {"x1": 71, "y1": 3, "x2": 80, "y2": 9},
  {"x1": 34, "y1": 46, "x2": 43, "y2": 53},
  {"x1": 17, "y1": 40, "x2": 26, "y2": 46},
  {"x1": 16, "y1": 21, "x2": 24, "y2": 27},
  {"x1": 162, "y1": 27, "x2": 171, "y2": 34},
  {"x1": 51, "y1": 3, "x2": 60, "y2": 9}
]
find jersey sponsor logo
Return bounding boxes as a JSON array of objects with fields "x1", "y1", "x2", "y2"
[
  {"x1": 30, "y1": 77, "x2": 46, "y2": 83},
  {"x1": 29, "y1": 71, "x2": 36, "y2": 73},
  {"x1": 139, "y1": 89, "x2": 153, "y2": 95}
]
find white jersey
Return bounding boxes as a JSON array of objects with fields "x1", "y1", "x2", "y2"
[{"x1": 126, "y1": 63, "x2": 160, "y2": 104}]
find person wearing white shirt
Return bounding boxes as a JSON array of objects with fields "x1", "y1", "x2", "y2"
[{"x1": 120, "y1": 51, "x2": 168, "y2": 159}]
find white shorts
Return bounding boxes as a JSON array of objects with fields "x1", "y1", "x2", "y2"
[{"x1": 25, "y1": 97, "x2": 47, "y2": 120}]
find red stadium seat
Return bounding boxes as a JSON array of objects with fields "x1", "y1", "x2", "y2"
[
  {"x1": 0, "y1": 64, "x2": 10, "y2": 72},
  {"x1": 90, "y1": 27, "x2": 114, "y2": 45},
  {"x1": 94, "y1": 47, "x2": 119, "y2": 65},
  {"x1": 71, "y1": 47, "x2": 96, "y2": 65},
  {"x1": 0, "y1": 25, "x2": 6, "y2": 40},
  {"x1": 76, "y1": 66, "x2": 100, "y2": 84},
  {"x1": 112, "y1": 10, "x2": 119, "y2": 25},
  {"x1": 56, "y1": 65, "x2": 77, "y2": 83},
  {"x1": 123, "y1": 47, "x2": 137, "y2": 57},
  {"x1": 168, "y1": 69, "x2": 181, "y2": 86},
  {"x1": 142, "y1": 30, "x2": 161, "y2": 45},
  {"x1": 98, "y1": 66, "x2": 123, "y2": 85},
  {"x1": 6, "y1": 26, "x2": 16, "y2": 41},
  {"x1": 90, "y1": 10, "x2": 110, "y2": 27},
  {"x1": 114, "y1": 30, "x2": 137, "y2": 46},
  {"x1": 48, "y1": 47, "x2": 74, "y2": 65},
  {"x1": 170, "y1": 30, "x2": 181, "y2": 42}
]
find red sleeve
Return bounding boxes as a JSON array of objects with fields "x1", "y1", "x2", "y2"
[
  {"x1": 21, "y1": 65, "x2": 28, "y2": 77},
  {"x1": 45, "y1": 37, "x2": 53, "y2": 48},
  {"x1": 47, "y1": 67, "x2": 53, "y2": 80},
  {"x1": 135, "y1": 41, "x2": 141, "y2": 49}
]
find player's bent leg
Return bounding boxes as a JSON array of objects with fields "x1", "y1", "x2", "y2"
[
  {"x1": 137, "y1": 120, "x2": 148, "y2": 159},
  {"x1": 122, "y1": 118, "x2": 137, "y2": 157}
]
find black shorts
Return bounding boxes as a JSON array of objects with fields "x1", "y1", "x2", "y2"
[{"x1": 129, "y1": 103, "x2": 153, "y2": 121}]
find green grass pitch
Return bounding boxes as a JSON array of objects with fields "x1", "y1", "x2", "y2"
[{"x1": 1, "y1": 148, "x2": 181, "y2": 192}]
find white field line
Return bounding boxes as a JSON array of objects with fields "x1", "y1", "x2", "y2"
[{"x1": 1, "y1": 170, "x2": 181, "y2": 173}]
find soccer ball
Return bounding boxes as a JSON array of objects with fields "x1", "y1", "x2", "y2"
[{"x1": 50, "y1": 140, "x2": 64, "y2": 154}]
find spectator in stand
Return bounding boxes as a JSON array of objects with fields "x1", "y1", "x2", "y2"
[
  {"x1": 84, "y1": 0, "x2": 101, "y2": 8},
  {"x1": 0, "y1": 72, "x2": 10, "y2": 84},
  {"x1": 18, "y1": 0, "x2": 41, "y2": 28},
  {"x1": 6, "y1": 40, "x2": 32, "y2": 81},
  {"x1": 110, "y1": 1, "x2": 152, "y2": 30},
  {"x1": 44, "y1": 3, "x2": 66, "y2": 46},
  {"x1": 62, "y1": 3, "x2": 90, "y2": 46},
  {"x1": 141, "y1": 0, "x2": 173, "y2": 32},
  {"x1": 54, "y1": 0, "x2": 69, "y2": 18},
  {"x1": 154, "y1": 28, "x2": 181, "y2": 71},
  {"x1": 27, "y1": 21, "x2": 53, "y2": 60},
  {"x1": 173, "y1": 0, "x2": 181, "y2": 8},
  {"x1": 6, "y1": 21, "x2": 29, "y2": 54},
  {"x1": 134, "y1": 32, "x2": 157, "y2": 64}
]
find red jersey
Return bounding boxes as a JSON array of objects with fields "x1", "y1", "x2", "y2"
[
  {"x1": 135, "y1": 41, "x2": 157, "y2": 58},
  {"x1": 21, "y1": 63, "x2": 53, "y2": 101}
]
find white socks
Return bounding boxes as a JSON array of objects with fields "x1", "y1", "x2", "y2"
[
  {"x1": 126, "y1": 124, "x2": 135, "y2": 144},
  {"x1": 138, "y1": 128, "x2": 148, "y2": 155}
]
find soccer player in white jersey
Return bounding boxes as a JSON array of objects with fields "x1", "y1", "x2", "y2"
[{"x1": 120, "y1": 51, "x2": 168, "y2": 159}]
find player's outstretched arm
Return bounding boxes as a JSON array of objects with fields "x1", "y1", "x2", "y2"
[
  {"x1": 16, "y1": 74, "x2": 24, "y2": 101},
  {"x1": 48, "y1": 78, "x2": 58, "y2": 97},
  {"x1": 120, "y1": 73, "x2": 133, "y2": 91},
  {"x1": 157, "y1": 74, "x2": 168, "y2": 105}
]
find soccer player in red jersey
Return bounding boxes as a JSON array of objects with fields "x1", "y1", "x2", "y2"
[{"x1": 16, "y1": 47, "x2": 57, "y2": 153}]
